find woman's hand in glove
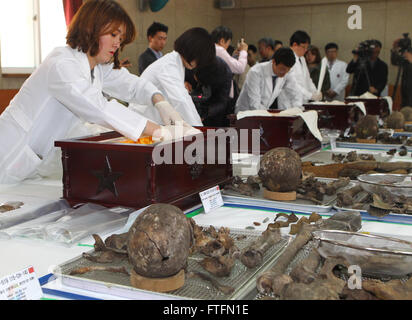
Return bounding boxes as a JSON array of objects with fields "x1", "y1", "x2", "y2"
[
  {"x1": 152, "y1": 125, "x2": 202, "y2": 142},
  {"x1": 311, "y1": 91, "x2": 323, "y2": 101},
  {"x1": 154, "y1": 101, "x2": 191, "y2": 127}
]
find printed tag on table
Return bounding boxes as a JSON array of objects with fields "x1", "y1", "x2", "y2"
[
  {"x1": 0, "y1": 266, "x2": 43, "y2": 300},
  {"x1": 199, "y1": 186, "x2": 224, "y2": 214}
]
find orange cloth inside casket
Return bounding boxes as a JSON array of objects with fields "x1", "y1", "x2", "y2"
[{"x1": 120, "y1": 136, "x2": 154, "y2": 144}]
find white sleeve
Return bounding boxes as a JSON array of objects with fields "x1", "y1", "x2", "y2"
[
  {"x1": 47, "y1": 59, "x2": 148, "y2": 141},
  {"x1": 241, "y1": 70, "x2": 266, "y2": 110},
  {"x1": 217, "y1": 48, "x2": 248, "y2": 74},
  {"x1": 155, "y1": 65, "x2": 202, "y2": 125},
  {"x1": 100, "y1": 63, "x2": 161, "y2": 106},
  {"x1": 307, "y1": 74, "x2": 317, "y2": 93},
  {"x1": 301, "y1": 57, "x2": 317, "y2": 96},
  {"x1": 289, "y1": 65, "x2": 313, "y2": 101},
  {"x1": 283, "y1": 74, "x2": 304, "y2": 109}
]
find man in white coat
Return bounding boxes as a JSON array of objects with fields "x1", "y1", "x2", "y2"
[
  {"x1": 0, "y1": 0, "x2": 196, "y2": 184},
  {"x1": 278, "y1": 31, "x2": 322, "y2": 109},
  {"x1": 138, "y1": 28, "x2": 216, "y2": 126},
  {"x1": 324, "y1": 43, "x2": 349, "y2": 101},
  {"x1": 235, "y1": 48, "x2": 301, "y2": 112}
]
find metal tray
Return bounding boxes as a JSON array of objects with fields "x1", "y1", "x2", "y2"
[
  {"x1": 386, "y1": 131, "x2": 412, "y2": 138},
  {"x1": 53, "y1": 226, "x2": 290, "y2": 300},
  {"x1": 301, "y1": 150, "x2": 393, "y2": 165},
  {"x1": 333, "y1": 204, "x2": 412, "y2": 224},
  {"x1": 358, "y1": 173, "x2": 412, "y2": 197},
  {"x1": 313, "y1": 230, "x2": 412, "y2": 277},
  {"x1": 336, "y1": 141, "x2": 412, "y2": 152},
  {"x1": 332, "y1": 181, "x2": 412, "y2": 224},
  {"x1": 253, "y1": 235, "x2": 412, "y2": 300},
  {"x1": 222, "y1": 178, "x2": 356, "y2": 214}
]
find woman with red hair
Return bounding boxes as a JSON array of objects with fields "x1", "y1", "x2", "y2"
[{"x1": 0, "y1": 0, "x2": 195, "y2": 184}]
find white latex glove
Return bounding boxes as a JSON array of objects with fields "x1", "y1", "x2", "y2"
[
  {"x1": 311, "y1": 91, "x2": 322, "y2": 102},
  {"x1": 154, "y1": 101, "x2": 191, "y2": 127},
  {"x1": 152, "y1": 125, "x2": 202, "y2": 142}
]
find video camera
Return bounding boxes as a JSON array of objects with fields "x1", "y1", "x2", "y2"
[
  {"x1": 352, "y1": 39, "x2": 377, "y2": 59},
  {"x1": 397, "y1": 33, "x2": 412, "y2": 54}
]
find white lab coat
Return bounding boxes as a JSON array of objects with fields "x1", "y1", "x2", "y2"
[
  {"x1": 278, "y1": 52, "x2": 316, "y2": 108},
  {"x1": 0, "y1": 46, "x2": 160, "y2": 184},
  {"x1": 235, "y1": 61, "x2": 302, "y2": 113},
  {"x1": 326, "y1": 59, "x2": 349, "y2": 101},
  {"x1": 136, "y1": 51, "x2": 203, "y2": 126}
]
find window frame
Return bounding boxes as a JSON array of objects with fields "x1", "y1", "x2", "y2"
[{"x1": 0, "y1": 0, "x2": 66, "y2": 77}]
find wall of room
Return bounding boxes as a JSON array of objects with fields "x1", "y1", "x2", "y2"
[
  {"x1": 0, "y1": 0, "x2": 222, "y2": 89},
  {"x1": 1, "y1": 0, "x2": 411, "y2": 92},
  {"x1": 119, "y1": 0, "x2": 222, "y2": 76},
  {"x1": 222, "y1": 0, "x2": 412, "y2": 87}
]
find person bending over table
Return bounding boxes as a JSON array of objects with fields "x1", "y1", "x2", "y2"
[
  {"x1": 235, "y1": 48, "x2": 301, "y2": 112},
  {"x1": 0, "y1": 0, "x2": 195, "y2": 184}
]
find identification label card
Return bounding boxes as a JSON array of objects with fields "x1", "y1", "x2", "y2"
[
  {"x1": 199, "y1": 186, "x2": 224, "y2": 214},
  {"x1": 0, "y1": 266, "x2": 43, "y2": 300}
]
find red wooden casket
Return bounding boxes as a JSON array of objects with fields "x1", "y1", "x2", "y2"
[
  {"x1": 344, "y1": 98, "x2": 389, "y2": 118},
  {"x1": 229, "y1": 110, "x2": 321, "y2": 156},
  {"x1": 54, "y1": 128, "x2": 233, "y2": 210},
  {"x1": 303, "y1": 103, "x2": 363, "y2": 131}
]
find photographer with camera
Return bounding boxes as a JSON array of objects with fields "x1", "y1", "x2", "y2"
[
  {"x1": 391, "y1": 33, "x2": 412, "y2": 107},
  {"x1": 346, "y1": 39, "x2": 388, "y2": 96},
  {"x1": 185, "y1": 56, "x2": 232, "y2": 127}
]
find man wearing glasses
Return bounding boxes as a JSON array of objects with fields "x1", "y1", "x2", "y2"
[
  {"x1": 278, "y1": 30, "x2": 322, "y2": 109},
  {"x1": 324, "y1": 42, "x2": 349, "y2": 101}
]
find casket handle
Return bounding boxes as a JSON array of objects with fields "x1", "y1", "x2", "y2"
[
  {"x1": 189, "y1": 163, "x2": 203, "y2": 180},
  {"x1": 259, "y1": 123, "x2": 270, "y2": 148}
]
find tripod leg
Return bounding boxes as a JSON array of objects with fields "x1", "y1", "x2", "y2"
[
  {"x1": 392, "y1": 65, "x2": 403, "y2": 101},
  {"x1": 350, "y1": 68, "x2": 362, "y2": 95},
  {"x1": 364, "y1": 67, "x2": 371, "y2": 91},
  {"x1": 351, "y1": 63, "x2": 369, "y2": 96}
]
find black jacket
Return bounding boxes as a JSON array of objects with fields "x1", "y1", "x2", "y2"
[
  {"x1": 391, "y1": 50, "x2": 412, "y2": 106},
  {"x1": 138, "y1": 48, "x2": 158, "y2": 75},
  {"x1": 186, "y1": 57, "x2": 232, "y2": 127},
  {"x1": 203, "y1": 59, "x2": 232, "y2": 126},
  {"x1": 346, "y1": 57, "x2": 388, "y2": 96}
]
